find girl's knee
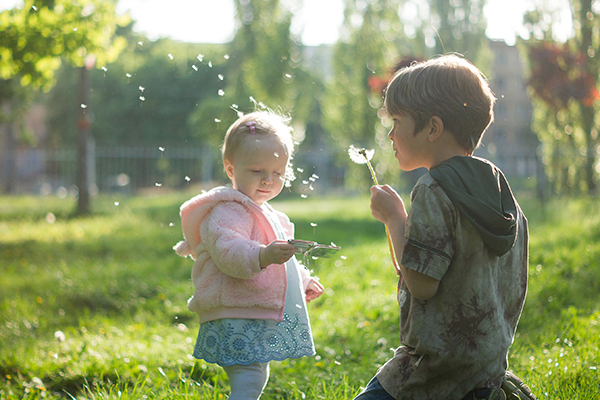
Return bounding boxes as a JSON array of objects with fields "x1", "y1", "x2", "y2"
[{"x1": 223, "y1": 363, "x2": 270, "y2": 400}]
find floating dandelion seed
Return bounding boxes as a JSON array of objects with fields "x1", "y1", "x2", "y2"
[
  {"x1": 169, "y1": 222, "x2": 174, "y2": 227},
  {"x1": 215, "y1": 118, "x2": 221, "y2": 123},
  {"x1": 139, "y1": 86, "x2": 145, "y2": 92},
  {"x1": 208, "y1": 61, "x2": 213, "y2": 68},
  {"x1": 312, "y1": 174, "x2": 319, "y2": 179},
  {"x1": 139, "y1": 96, "x2": 145, "y2": 101},
  {"x1": 81, "y1": 104, "x2": 87, "y2": 109},
  {"x1": 218, "y1": 74, "x2": 224, "y2": 80},
  {"x1": 32, "y1": 5, "x2": 37, "y2": 10},
  {"x1": 126, "y1": 73, "x2": 131, "y2": 78},
  {"x1": 274, "y1": 152, "x2": 280, "y2": 158},
  {"x1": 102, "y1": 66, "x2": 108, "y2": 72},
  {"x1": 310, "y1": 223, "x2": 317, "y2": 227},
  {"x1": 155, "y1": 183, "x2": 162, "y2": 187},
  {"x1": 138, "y1": 41, "x2": 143, "y2": 46},
  {"x1": 114, "y1": 202, "x2": 119, "y2": 206},
  {"x1": 159, "y1": 146, "x2": 165, "y2": 152},
  {"x1": 168, "y1": 53, "x2": 173, "y2": 60},
  {"x1": 218, "y1": 89, "x2": 225, "y2": 96},
  {"x1": 297, "y1": 167, "x2": 304, "y2": 173},
  {"x1": 192, "y1": 65, "x2": 198, "y2": 71},
  {"x1": 302, "y1": 180, "x2": 309, "y2": 185},
  {"x1": 301, "y1": 194, "x2": 308, "y2": 198},
  {"x1": 224, "y1": 54, "x2": 230, "y2": 59},
  {"x1": 185, "y1": 176, "x2": 191, "y2": 182},
  {"x1": 197, "y1": 54, "x2": 204, "y2": 62},
  {"x1": 341, "y1": 255, "x2": 347, "y2": 260}
]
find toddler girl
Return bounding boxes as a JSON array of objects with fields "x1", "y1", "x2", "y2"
[{"x1": 174, "y1": 110, "x2": 324, "y2": 399}]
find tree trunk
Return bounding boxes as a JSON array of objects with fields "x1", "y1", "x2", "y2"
[{"x1": 76, "y1": 66, "x2": 92, "y2": 215}]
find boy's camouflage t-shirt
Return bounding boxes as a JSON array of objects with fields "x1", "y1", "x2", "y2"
[{"x1": 376, "y1": 173, "x2": 529, "y2": 400}]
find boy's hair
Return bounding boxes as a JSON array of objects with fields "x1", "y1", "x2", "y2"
[
  {"x1": 221, "y1": 110, "x2": 296, "y2": 184},
  {"x1": 384, "y1": 54, "x2": 496, "y2": 154}
]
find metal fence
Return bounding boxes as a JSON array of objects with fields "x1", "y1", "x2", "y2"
[
  {"x1": 0, "y1": 145, "x2": 347, "y2": 196},
  {"x1": 0, "y1": 145, "x2": 540, "y2": 196}
]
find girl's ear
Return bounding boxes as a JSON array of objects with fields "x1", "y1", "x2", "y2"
[
  {"x1": 223, "y1": 159, "x2": 234, "y2": 179},
  {"x1": 427, "y1": 116, "x2": 445, "y2": 142}
]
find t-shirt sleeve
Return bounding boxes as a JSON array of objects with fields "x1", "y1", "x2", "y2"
[{"x1": 401, "y1": 182, "x2": 456, "y2": 281}]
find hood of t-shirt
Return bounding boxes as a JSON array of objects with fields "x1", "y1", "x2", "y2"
[{"x1": 429, "y1": 156, "x2": 518, "y2": 257}]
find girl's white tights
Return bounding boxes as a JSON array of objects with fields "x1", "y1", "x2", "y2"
[{"x1": 223, "y1": 362, "x2": 270, "y2": 400}]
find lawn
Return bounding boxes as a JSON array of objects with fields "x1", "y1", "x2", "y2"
[{"x1": 0, "y1": 189, "x2": 599, "y2": 399}]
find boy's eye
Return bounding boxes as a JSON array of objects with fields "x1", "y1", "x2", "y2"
[{"x1": 251, "y1": 170, "x2": 261, "y2": 174}]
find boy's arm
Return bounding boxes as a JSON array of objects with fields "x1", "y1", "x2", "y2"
[{"x1": 370, "y1": 185, "x2": 440, "y2": 300}]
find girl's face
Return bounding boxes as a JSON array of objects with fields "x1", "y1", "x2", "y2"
[{"x1": 224, "y1": 134, "x2": 289, "y2": 206}]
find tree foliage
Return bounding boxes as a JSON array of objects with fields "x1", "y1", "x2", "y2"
[
  {"x1": 44, "y1": 30, "x2": 227, "y2": 148},
  {"x1": 523, "y1": 0, "x2": 599, "y2": 194},
  {"x1": 0, "y1": 0, "x2": 128, "y2": 92}
]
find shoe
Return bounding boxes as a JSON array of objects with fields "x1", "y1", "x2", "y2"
[{"x1": 501, "y1": 371, "x2": 537, "y2": 400}]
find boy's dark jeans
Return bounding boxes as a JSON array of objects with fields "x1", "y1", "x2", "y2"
[{"x1": 352, "y1": 377, "x2": 394, "y2": 400}]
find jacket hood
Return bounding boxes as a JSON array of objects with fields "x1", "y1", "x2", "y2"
[
  {"x1": 429, "y1": 156, "x2": 518, "y2": 256},
  {"x1": 174, "y1": 186, "x2": 260, "y2": 258}
]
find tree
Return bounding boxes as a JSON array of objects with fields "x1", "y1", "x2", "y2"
[
  {"x1": 0, "y1": 0, "x2": 128, "y2": 211},
  {"x1": 325, "y1": 0, "x2": 404, "y2": 189},
  {"x1": 187, "y1": 0, "x2": 317, "y2": 158},
  {"x1": 523, "y1": 0, "x2": 599, "y2": 195}
]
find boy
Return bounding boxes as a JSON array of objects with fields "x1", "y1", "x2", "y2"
[{"x1": 355, "y1": 55, "x2": 533, "y2": 400}]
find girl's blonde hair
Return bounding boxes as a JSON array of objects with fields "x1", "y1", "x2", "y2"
[{"x1": 221, "y1": 110, "x2": 296, "y2": 185}]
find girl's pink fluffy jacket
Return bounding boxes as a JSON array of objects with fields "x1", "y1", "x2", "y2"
[{"x1": 174, "y1": 187, "x2": 309, "y2": 323}]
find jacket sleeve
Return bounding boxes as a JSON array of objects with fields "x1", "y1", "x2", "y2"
[{"x1": 201, "y1": 202, "x2": 264, "y2": 279}]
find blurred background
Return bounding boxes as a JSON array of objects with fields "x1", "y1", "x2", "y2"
[{"x1": 1, "y1": 0, "x2": 598, "y2": 214}]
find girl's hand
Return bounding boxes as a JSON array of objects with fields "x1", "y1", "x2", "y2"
[
  {"x1": 305, "y1": 278, "x2": 324, "y2": 302},
  {"x1": 259, "y1": 240, "x2": 296, "y2": 269},
  {"x1": 370, "y1": 184, "x2": 407, "y2": 225}
]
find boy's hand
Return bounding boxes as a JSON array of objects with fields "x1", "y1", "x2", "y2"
[
  {"x1": 305, "y1": 278, "x2": 324, "y2": 302},
  {"x1": 260, "y1": 240, "x2": 296, "y2": 269},
  {"x1": 370, "y1": 185, "x2": 407, "y2": 225}
]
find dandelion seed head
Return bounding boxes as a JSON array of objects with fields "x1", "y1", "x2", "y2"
[{"x1": 348, "y1": 145, "x2": 374, "y2": 164}]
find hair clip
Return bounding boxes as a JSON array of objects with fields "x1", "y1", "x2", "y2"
[{"x1": 246, "y1": 121, "x2": 256, "y2": 134}]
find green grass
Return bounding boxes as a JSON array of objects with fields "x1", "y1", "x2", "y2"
[{"x1": 0, "y1": 191, "x2": 599, "y2": 399}]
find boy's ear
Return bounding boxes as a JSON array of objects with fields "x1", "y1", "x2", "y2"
[
  {"x1": 427, "y1": 116, "x2": 445, "y2": 143},
  {"x1": 223, "y1": 159, "x2": 234, "y2": 179}
]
